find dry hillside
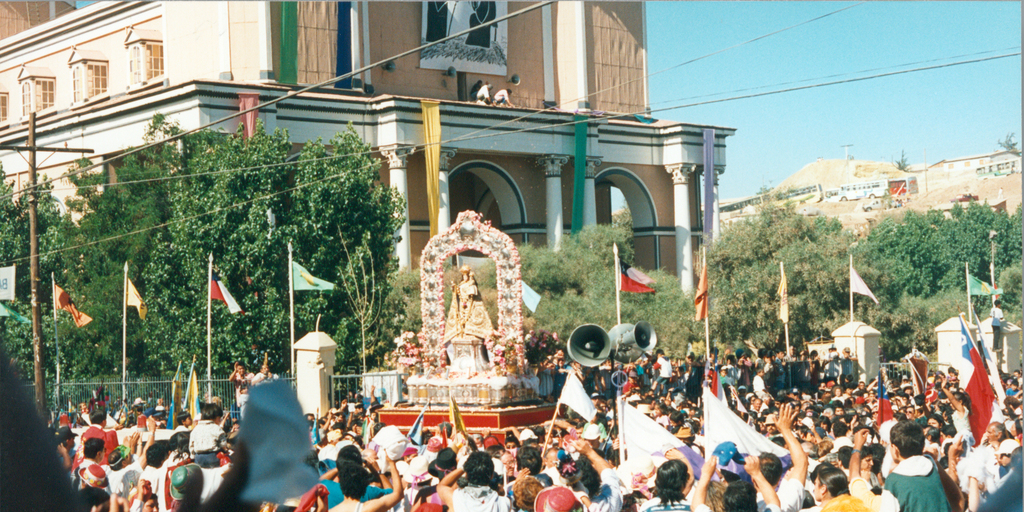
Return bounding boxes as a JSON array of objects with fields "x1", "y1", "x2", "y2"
[{"x1": 774, "y1": 159, "x2": 908, "y2": 192}]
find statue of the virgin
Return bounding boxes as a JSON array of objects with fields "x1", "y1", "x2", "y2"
[{"x1": 443, "y1": 265, "x2": 493, "y2": 343}]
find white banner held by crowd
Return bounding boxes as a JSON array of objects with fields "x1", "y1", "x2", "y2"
[
  {"x1": 559, "y1": 372, "x2": 596, "y2": 421},
  {"x1": 702, "y1": 387, "x2": 790, "y2": 459}
]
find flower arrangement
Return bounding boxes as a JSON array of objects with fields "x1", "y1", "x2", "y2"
[
  {"x1": 524, "y1": 329, "x2": 560, "y2": 365},
  {"x1": 485, "y1": 330, "x2": 511, "y2": 369},
  {"x1": 391, "y1": 331, "x2": 424, "y2": 367}
]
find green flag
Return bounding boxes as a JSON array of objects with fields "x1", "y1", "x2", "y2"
[
  {"x1": 968, "y1": 274, "x2": 1003, "y2": 296},
  {"x1": 0, "y1": 302, "x2": 30, "y2": 323},
  {"x1": 292, "y1": 261, "x2": 335, "y2": 291}
]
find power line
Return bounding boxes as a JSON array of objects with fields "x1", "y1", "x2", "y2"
[
  {"x1": 7, "y1": 50, "x2": 1017, "y2": 265},
  {"x1": 1, "y1": 1, "x2": 554, "y2": 201}
]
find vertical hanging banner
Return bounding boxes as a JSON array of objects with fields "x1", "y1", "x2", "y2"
[
  {"x1": 279, "y1": 2, "x2": 298, "y2": 84},
  {"x1": 571, "y1": 114, "x2": 588, "y2": 234},
  {"x1": 422, "y1": 100, "x2": 442, "y2": 237},
  {"x1": 335, "y1": 2, "x2": 353, "y2": 89},
  {"x1": 0, "y1": 265, "x2": 14, "y2": 301},
  {"x1": 702, "y1": 129, "x2": 715, "y2": 244}
]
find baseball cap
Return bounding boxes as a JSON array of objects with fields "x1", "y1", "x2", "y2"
[
  {"x1": 519, "y1": 429, "x2": 537, "y2": 442},
  {"x1": 710, "y1": 441, "x2": 746, "y2": 466},
  {"x1": 535, "y1": 486, "x2": 584, "y2": 512},
  {"x1": 170, "y1": 464, "x2": 202, "y2": 500},
  {"x1": 996, "y1": 439, "x2": 1020, "y2": 456},
  {"x1": 582, "y1": 424, "x2": 601, "y2": 441},
  {"x1": 54, "y1": 426, "x2": 75, "y2": 443}
]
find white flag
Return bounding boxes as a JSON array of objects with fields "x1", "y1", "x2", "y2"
[
  {"x1": 0, "y1": 265, "x2": 14, "y2": 301},
  {"x1": 622, "y1": 403, "x2": 684, "y2": 457},
  {"x1": 850, "y1": 265, "x2": 879, "y2": 304},
  {"x1": 702, "y1": 387, "x2": 790, "y2": 459},
  {"x1": 559, "y1": 372, "x2": 596, "y2": 422},
  {"x1": 522, "y1": 281, "x2": 541, "y2": 313}
]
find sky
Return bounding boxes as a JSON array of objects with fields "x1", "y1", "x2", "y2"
[{"x1": 645, "y1": 1, "x2": 1022, "y2": 200}]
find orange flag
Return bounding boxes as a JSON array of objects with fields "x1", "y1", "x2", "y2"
[
  {"x1": 694, "y1": 263, "x2": 708, "y2": 322},
  {"x1": 53, "y1": 283, "x2": 92, "y2": 327}
]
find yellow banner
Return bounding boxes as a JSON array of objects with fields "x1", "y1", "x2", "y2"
[
  {"x1": 422, "y1": 100, "x2": 441, "y2": 237},
  {"x1": 778, "y1": 263, "x2": 789, "y2": 324}
]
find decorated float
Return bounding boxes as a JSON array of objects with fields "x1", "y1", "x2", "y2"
[{"x1": 378, "y1": 211, "x2": 557, "y2": 433}]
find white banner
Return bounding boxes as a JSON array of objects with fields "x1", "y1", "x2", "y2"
[{"x1": 0, "y1": 265, "x2": 14, "y2": 301}]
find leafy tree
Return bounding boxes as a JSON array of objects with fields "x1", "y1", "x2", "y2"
[
  {"x1": 893, "y1": 150, "x2": 910, "y2": 172},
  {"x1": 998, "y1": 132, "x2": 1019, "y2": 153}
]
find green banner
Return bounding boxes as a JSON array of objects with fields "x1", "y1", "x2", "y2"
[
  {"x1": 279, "y1": 2, "x2": 298, "y2": 84},
  {"x1": 571, "y1": 114, "x2": 587, "y2": 234},
  {"x1": 968, "y1": 273, "x2": 1002, "y2": 296}
]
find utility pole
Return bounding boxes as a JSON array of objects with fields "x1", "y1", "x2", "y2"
[
  {"x1": 0, "y1": 112, "x2": 93, "y2": 416},
  {"x1": 990, "y1": 230, "x2": 998, "y2": 306},
  {"x1": 841, "y1": 144, "x2": 853, "y2": 182}
]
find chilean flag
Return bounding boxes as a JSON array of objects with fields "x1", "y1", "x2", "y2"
[
  {"x1": 619, "y1": 261, "x2": 655, "y2": 294},
  {"x1": 211, "y1": 272, "x2": 243, "y2": 314},
  {"x1": 705, "y1": 354, "x2": 724, "y2": 401},
  {"x1": 954, "y1": 314, "x2": 995, "y2": 446},
  {"x1": 876, "y1": 370, "x2": 892, "y2": 426}
]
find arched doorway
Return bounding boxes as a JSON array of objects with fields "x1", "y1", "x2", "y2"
[
  {"x1": 595, "y1": 168, "x2": 659, "y2": 269},
  {"x1": 448, "y1": 161, "x2": 528, "y2": 243}
]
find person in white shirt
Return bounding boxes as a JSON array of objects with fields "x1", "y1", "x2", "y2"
[
  {"x1": 753, "y1": 368, "x2": 768, "y2": 399},
  {"x1": 991, "y1": 299, "x2": 1005, "y2": 369},
  {"x1": 493, "y1": 89, "x2": 513, "y2": 107},
  {"x1": 475, "y1": 82, "x2": 492, "y2": 105}
]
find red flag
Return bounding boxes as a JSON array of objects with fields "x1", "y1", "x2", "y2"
[
  {"x1": 954, "y1": 315, "x2": 995, "y2": 446},
  {"x1": 694, "y1": 264, "x2": 708, "y2": 321},
  {"x1": 238, "y1": 92, "x2": 260, "y2": 139},
  {"x1": 53, "y1": 283, "x2": 92, "y2": 327},
  {"x1": 210, "y1": 272, "x2": 243, "y2": 314},
  {"x1": 619, "y1": 261, "x2": 654, "y2": 294}
]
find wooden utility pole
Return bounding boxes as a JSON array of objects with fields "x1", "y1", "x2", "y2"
[{"x1": 0, "y1": 112, "x2": 92, "y2": 415}]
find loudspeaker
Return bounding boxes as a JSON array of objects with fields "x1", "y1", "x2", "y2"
[
  {"x1": 634, "y1": 321, "x2": 657, "y2": 352},
  {"x1": 568, "y1": 324, "x2": 611, "y2": 367}
]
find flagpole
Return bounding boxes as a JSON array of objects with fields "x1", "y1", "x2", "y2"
[
  {"x1": 542, "y1": 400, "x2": 561, "y2": 450},
  {"x1": 122, "y1": 261, "x2": 128, "y2": 401},
  {"x1": 288, "y1": 242, "x2": 295, "y2": 379},
  {"x1": 613, "y1": 244, "x2": 621, "y2": 325},
  {"x1": 51, "y1": 272, "x2": 61, "y2": 409},
  {"x1": 965, "y1": 262, "x2": 972, "y2": 325},
  {"x1": 849, "y1": 254, "x2": 854, "y2": 323},
  {"x1": 781, "y1": 261, "x2": 790, "y2": 358},
  {"x1": 207, "y1": 253, "x2": 213, "y2": 399},
  {"x1": 703, "y1": 247, "x2": 710, "y2": 357}
]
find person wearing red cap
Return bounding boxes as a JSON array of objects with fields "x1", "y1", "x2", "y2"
[{"x1": 534, "y1": 486, "x2": 585, "y2": 512}]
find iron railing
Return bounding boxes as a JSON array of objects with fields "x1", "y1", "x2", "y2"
[
  {"x1": 330, "y1": 371, "x2": 406, "y2": 408},
  {"x1": 880, "y1": 362, "x2": 950, "y2": 388}
]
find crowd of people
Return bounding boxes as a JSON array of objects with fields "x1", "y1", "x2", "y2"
[{"x1": 3, "y1": 341, "x2": 1023, "y2": 512}]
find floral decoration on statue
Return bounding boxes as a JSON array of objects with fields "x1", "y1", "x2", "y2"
[
  {"x1": 524, "y1": 329, "x2": 559, "y2": 365},
  {"x1": 391, "y1": 331, "x2": 424, "y2": 367},
  {"x1": 418, "y1": 211, "x2": 524, "y2": 366}
]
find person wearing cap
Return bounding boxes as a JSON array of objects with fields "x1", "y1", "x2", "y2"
[
  {"x1": 55, "y1": 426, "x2": 77, "y2": 471},
  {"x1": 693, "y1": 453, "x2": 782, "y2": 512},
  {"x1": 534, "y1": 485, "x2": 585, "y2": 512},
  {"x1": 80, "y1": 408, "x2": 120, "y2": 466},
  {"x1": 438, "y1": 450, "x2": 512, "y2": 512},
  {"x1": 74, "y1": 438, "x2": 108, "y2": 489}
]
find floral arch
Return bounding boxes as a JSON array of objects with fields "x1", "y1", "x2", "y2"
[{"x1": 419, "y1": 210, "x2": 524, "y2": 368}]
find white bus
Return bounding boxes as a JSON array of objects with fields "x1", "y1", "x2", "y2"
[{"x1": 828, "y1": 179, "x2": 889, "y2": 202}]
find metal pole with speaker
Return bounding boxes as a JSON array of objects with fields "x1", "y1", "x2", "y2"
[{"x1": 568, "y1": 322, "x2": 657, "y2": 368}]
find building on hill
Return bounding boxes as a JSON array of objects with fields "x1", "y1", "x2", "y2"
[
  {"x1": 929, "y1": 150, "x2": 1021, "y2": 175},
  {"x1": 0, "y1": 1, "x2": 734, "y2": 290}
]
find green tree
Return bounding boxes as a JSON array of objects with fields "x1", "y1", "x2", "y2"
[
  {"x1": 998, "y1": 132, "x2": 1019, "y2": 153},
  {"x1": 893, "y1": 150, "x2": 910, "y2": 172}
]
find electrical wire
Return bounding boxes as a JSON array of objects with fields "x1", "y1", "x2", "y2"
[{"x1": 7, "y1": 49, "x2": 1017, "y2": 266}]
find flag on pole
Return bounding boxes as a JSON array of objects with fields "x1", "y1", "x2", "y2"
[
  {"x1": 291, "y1": 261, "x2": 335, "y2": 291},
  {"x1": 126, "y1": 277, "x2": 147, "y2": 320},
  {"x1": 618, "y1": 260, "x2": 654, "y2": 294},
  {"x1": 778, "y1": 265, "x2": 789, "y2": 323},
  {"x1": 0, "y1": 302, "x2": 30, "y2": 323},
  {"x1": 408, "y1": 400, "x2": 429, "y2": 446},
  {"x1": 185, "y1": 362, "x2": 201, "y2": 419},
  {"x1": 449, "y1": 396, "x2": 467, "y2": 437},
  {"x1": 694, "y1": 263, "x2": 709, "y2": 321},
  {"x1": 559, "y1": 372, "x2": 597, "y2": 421},
  {"x1": 702, "y1": 386, "x2": 790, "y2": 460},
  {"x1": 876, "y1": 370, "x2": 893, "y2": 426},
  {"x1": 850, "y1": 265, "x2": 879, "y2": 304},
  {"x1": 954, "y1": 314, "x2": 995, "y2": 446},
  {"x1": 704, "y1": 355, "x2": 724, "y2": 401},
  {"x1": 970, "y1": 304, "x2": 1008, "y2": 422},
  {"x1": 169, "y1": 362, "x2": 182, "y2": 428},
  {"x1": 0, "y1": 265, "x2": 14, "y2": 301},
  {"x1": 967, "y1": 274, "x2": 1002, "y2": 296},
  {"x1": 210, "y1": 272, "x2": 243, "y2": 314},
  {"x1": 54, "y1": 283, "x2": 92, "y2": 327},
  {"x1": 905, "y1": 350, "x2": 929, "y2": 396},
  {"x1": 522, "y1": 281, "x2": 541, "y2": 313}
]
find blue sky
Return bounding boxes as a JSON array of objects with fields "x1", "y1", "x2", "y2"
[{"x1": 646, "y1": 2, "x2": 1022, "y2": 200}]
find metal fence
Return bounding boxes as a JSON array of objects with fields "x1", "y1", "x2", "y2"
[
  {"x1": 330, "y1": 371, "x2": 405, "y2": 408},
  {"x1": 880, "y1": 362, "x2": 950, "y2": 388},
  {"x1": 47, "y1": 375, "x2": 294, "y2": 417}
]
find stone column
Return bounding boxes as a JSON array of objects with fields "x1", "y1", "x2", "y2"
[
  {"x1": 713, "y1": 167, "x2": 723, "y2": 239},
  {"x1": 383, "y1": 145, "x2": 414, "y2": 268},
  {"x1": 539, "y1": 155, "x2": 569, "y2": 249},
  {"x1": 437, "y1": 148, "x2": 457, "y2": 233},
  {"x1": 668, "y1": 164, "x2": 694, "y2": 291},
  {"x1": 583, "y1": 157, "x2": 602, "y2": 227}
]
